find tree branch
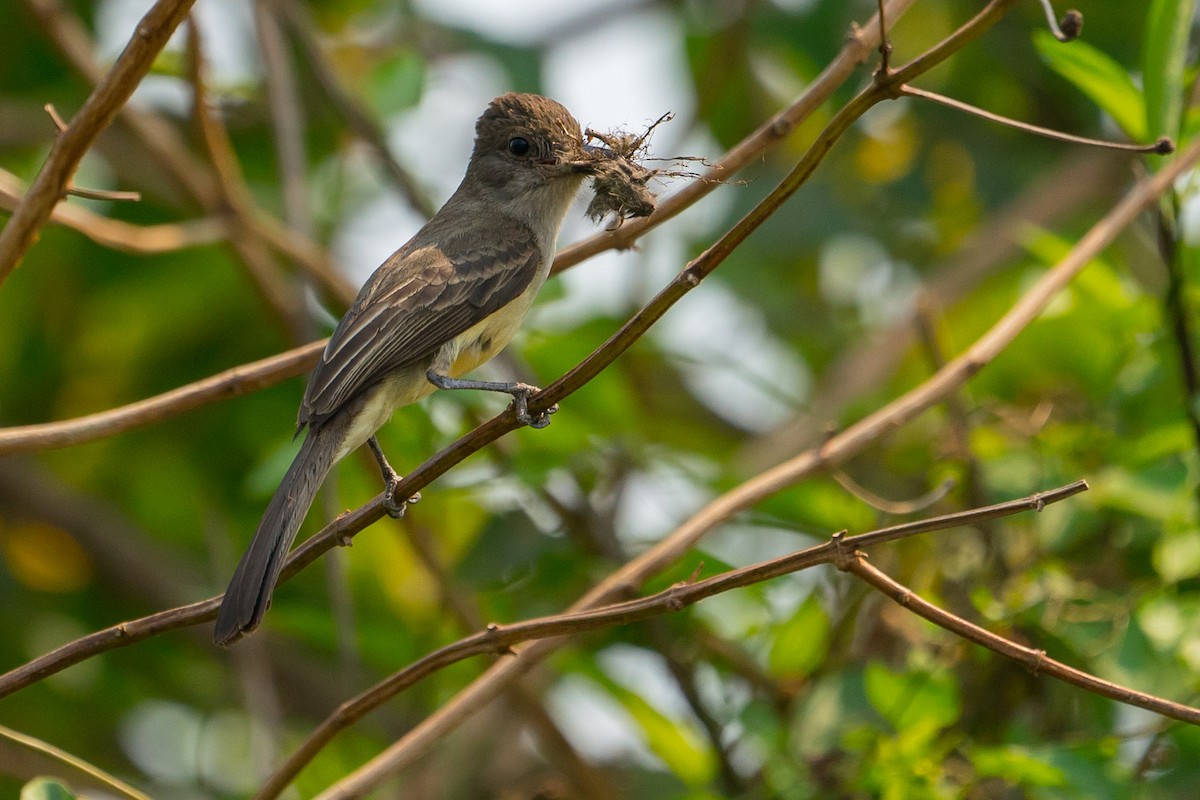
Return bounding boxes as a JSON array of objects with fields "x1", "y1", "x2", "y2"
[
  {"x1": 0, "y1": 341, "x2": 324, "y2": 455},
  {"x1": 0, "y1": 167, "x2": 226, "y2": 254},
  {"x1": 256, "y1": 482, "x2": 1093, "y2": 799},
  {"x1": 0, "y1": 0, "x2": 199, "y2": 283},
  {"x1": 842, "y1": 555, "x2": 1200, "y2": 724}
]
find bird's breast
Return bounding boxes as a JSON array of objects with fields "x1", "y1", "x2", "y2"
[{"x1": 449, "y1": 277, "x2": 544, "y2": 377}]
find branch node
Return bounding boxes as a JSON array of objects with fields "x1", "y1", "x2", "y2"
[
  {"x1": 42, "y1": 104, "x2": 142, "y2": 203},
  {"x1": 830, "y1": 530, "x2": 857, "y2": 571},
  {"x1": 1028, "y1": 648, "x2": 1048, "y2": 675},
  {"x1": 680, "y1": 266, "x2": 702, "y2": 287},
  {"x1": 336, "y1": 530, "x2": 354, "y2": 547}
]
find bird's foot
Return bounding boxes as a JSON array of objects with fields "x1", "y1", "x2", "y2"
[
  {"x1": 508, "y1": 382, "x2": 558, "y2": 429},
  {"x1": 368, "y1": 435, "x2": 419, "y2": 518},
  {"x1": 382, "y1": 473, "x2": 420, "y2": 519}
]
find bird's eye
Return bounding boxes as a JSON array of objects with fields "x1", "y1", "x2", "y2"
[{"x1": 508, "y1": 137, "x2": 530, "y2": 157}]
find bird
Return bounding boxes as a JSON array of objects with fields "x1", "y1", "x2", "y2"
[{"x1": 214, "y1": 93, "x2": 596, "y2": 645}]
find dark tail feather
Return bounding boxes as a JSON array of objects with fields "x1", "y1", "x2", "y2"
[{"x1": 214, "y1": 413, "x2": 349, "y2": 646}]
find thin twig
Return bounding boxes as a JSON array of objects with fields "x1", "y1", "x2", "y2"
[
  {"x1": 0, "y1": 724, "x2": 153, "y2": 800},
  {"x1": 832, "y1": 471, "x2": 956, "y2": 515},
  {"x1": 45, "y1": 103, "x2": 144, "y2": 201},
  {"x1": 0, "y1": 0, "x2": 198, "y2": 283},
  {"x1": 903, "y1": 86, "x2": 1173, "y2": 153},
  {"x1": 876, "y1": 0, "x2": 892, "y2": 75}
]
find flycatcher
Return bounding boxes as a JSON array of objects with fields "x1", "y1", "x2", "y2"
[{"x1": 214, "y1": 93, "x2": 595, "y2": 645}]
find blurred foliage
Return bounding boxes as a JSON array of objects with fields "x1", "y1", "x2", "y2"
[{"x1": 1, "y1": 0, "x2": 1199, "y2": 798}]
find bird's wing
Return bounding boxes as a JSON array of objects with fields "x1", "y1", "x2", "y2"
[{"x1": 299, "y1": 223, "x2": 542, "y2": 425}]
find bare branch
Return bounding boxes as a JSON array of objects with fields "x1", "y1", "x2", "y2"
[
  {"x1": 0, "y1": 341, "x2": 324, "y2": 455},
  {"x1": 255, "y1": 483, "x2": 1091, "y2": 799},
  {"x1": 844, "y1": 555, "x2": 1200, "y2": 724},
  {"x1": 0, "y1": 0, "x2": 199, "y2": 284},
  {"x1": 0, "y1": 724, "x2": 153, "y2": 800},
  {"x1": 0, "y1": 168, "x2": 225, "y2": 254}
]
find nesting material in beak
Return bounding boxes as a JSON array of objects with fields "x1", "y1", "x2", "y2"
[{"x1": 584, "y1": 152, "x2": 657, "y2": 226}]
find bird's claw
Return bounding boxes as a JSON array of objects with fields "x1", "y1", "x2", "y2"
[
  {"x1": 382, "y1": 474, "x2": 420, "y2": 519},
  {"x1": 527, "y1": 403, "x2": 558, "y2": 429},
  {"x1": 510, "y1": 384, "x2": 557, "y2": 428}
]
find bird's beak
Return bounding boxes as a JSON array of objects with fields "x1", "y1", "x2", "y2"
[
  {"x1": 560, "y1": 159, "x2": 597, "y2": 175},
  {"x1": 547, "y1": 142, "x2": 600, "y2": 175}
]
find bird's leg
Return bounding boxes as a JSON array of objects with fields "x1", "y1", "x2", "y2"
[
  {"x1": 367, "y1": 436, "x2": 420, "y2": 518},
  {"x1": 426, "y1": 370, "x2": 558, "y2": 428}
]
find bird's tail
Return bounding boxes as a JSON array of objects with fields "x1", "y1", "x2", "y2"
[{"x1": 213, "y1": 412, "x2": 350, "y2": 646}]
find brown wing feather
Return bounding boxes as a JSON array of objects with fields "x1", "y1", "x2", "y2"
[{"x1": 300, "y1": 223, "x2": 542, "y2": 426}]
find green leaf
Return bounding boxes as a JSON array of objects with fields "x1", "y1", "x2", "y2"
[
  {"x1": 1033, "y1": 30, "x2": 1147, "y2": 141},
  {"x1": 1145, "y1": 0, "x2": 1197, "y2": 139},
  {"x1": 768, "y1": 594, "x2": 832, "y2": 679},
  {"x1": 1154, "y1": 526, "x2": 1200, "y2": 583},
  {"x1": 864, "y1": 662, "x2": 961, "y2": 731},
  {"x1": 970, "y1": 745, "x2": 1067, "y2": 787},
  {"x1": 20, "y1": 779, "x2": 78, "y2": 800},
  {"x1": 604, "y1": 680, "x2": 717, "y2": 786}
]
